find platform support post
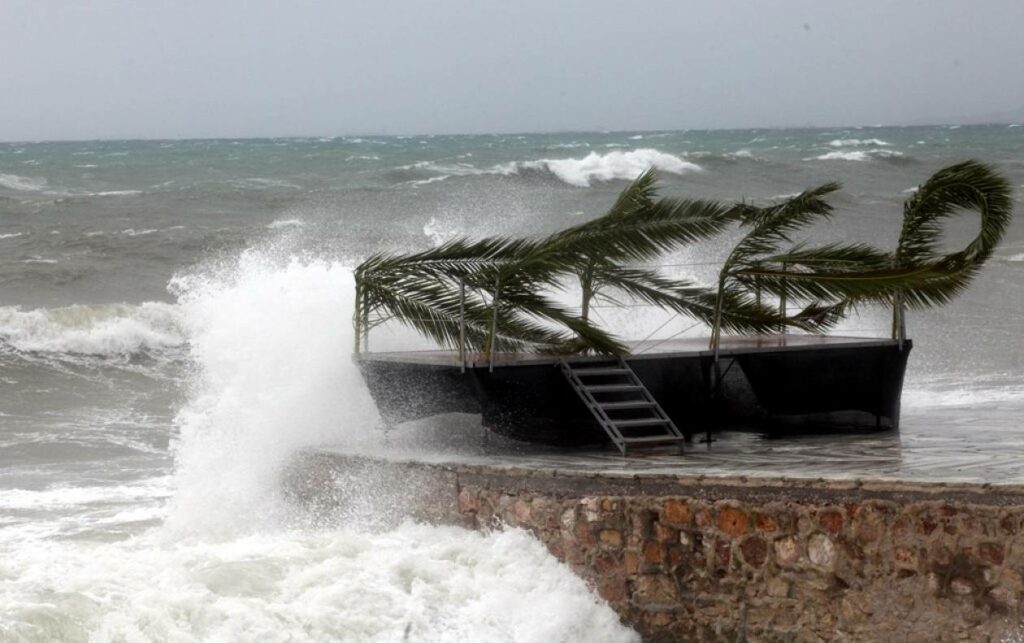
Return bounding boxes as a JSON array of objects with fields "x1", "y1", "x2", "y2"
[
  {"x1": 458, "y1": 278, "x2": 466, "y2": 373},
  {"x1": 488, "y1": 274, "x2": 501, "y2": 373},
  {"x1": 778, "y1": 263, "x2": 787, "y2": 335}
]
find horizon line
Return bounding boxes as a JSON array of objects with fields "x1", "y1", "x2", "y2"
[{"x1": 0, "y1": 121, "x2": 1019, "y2": 146}]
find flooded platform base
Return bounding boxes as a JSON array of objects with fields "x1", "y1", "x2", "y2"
[{"x1": 287, "y1": 430, "x2": 1024, "y2": 641}]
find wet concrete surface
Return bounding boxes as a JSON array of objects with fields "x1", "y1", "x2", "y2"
[{"x1": 318, "y1": 398, "x2": 1024, "y2": 486}]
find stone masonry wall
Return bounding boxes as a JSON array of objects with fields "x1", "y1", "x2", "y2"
[{"x1": 287, "y1": 453, "x2": 1024, "y2": 642}]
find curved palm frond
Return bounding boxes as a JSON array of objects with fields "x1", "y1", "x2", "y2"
[
  {"x1": 726, "y1": 160, "x2": 1013, "y2": 344},
  {"x1": 709, "y1": 183, "x2": 846, "y2": 354}
]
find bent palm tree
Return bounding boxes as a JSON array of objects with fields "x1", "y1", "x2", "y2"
[
  {"x1": 355, "y1": 171, "x2": 784, "y2": 357},
  {"x1": 722, "y1": 160, "x2": 1013, "y2": 352}
]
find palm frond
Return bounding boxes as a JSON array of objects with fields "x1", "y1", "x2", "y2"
[{"x1": 898, "y1": 159, "x2": 1013, "y2": 267}]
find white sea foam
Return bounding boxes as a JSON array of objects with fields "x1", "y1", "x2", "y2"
[
  {"x1": 0, "y1": 525, "x2": 636, "y2": 643},
  {"x1": 410, "y1": 175, "x2": 450, "y2": 187},
  {"x1": 423, "y1": 217, "x2": 458, "y2": 246},
  {"x1": 0, "y1": 173, "x2": 47, "y2": 191},
  {"x1": 522, "y1": 148, "x2": 703, "y2": 187},
  {"x1": 0, "y1": 479, "x2": 173, "y2": 511},
  {"x1": 0, "y1": 232, "x2": 23, "y2": 240},
  {"x1": 811, "y1": 149, "x2": 904, "y2": 162},
  {"x1": 0, "y1": 302, "x2": 184, "y2": 355},
  {"x1": 166, "y1": 256, "x2": 381, "y2": 535},
  {"x1": 344, "y1": 154, "x2": 380, "y2": 161},
  {"x1": 266, "y1": 218, "x2": 305, "y2": 229},
  {"x1": 92, "y1": 190, "x2": 143, "y2": 197},
  {"x1": 400, "y1": 149, "x2": 700, "y2": 187},
  {"x1": 903, "y1": 385, "x2": 1024, "y2": 409},
  {"x1": 828, "y1": 138, "x2": 891, "y2": 147},
  {"x1": 0, "y1": 250, "x2": 637, "y2": 641},
  {"x1": 1005, "y1": 252, "x2": 1024, "y2": 263}
]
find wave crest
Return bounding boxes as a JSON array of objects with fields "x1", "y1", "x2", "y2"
[
  {"x1": 0, "y1": 302, "x2": 184, "y2": 355},
  {"x1": 811, "y1": 149, "x2": 905, "y2": 162},
  {"x1": 828, "y1": 138, "x2": 891, "y2": 147},
  {"x1": 396, "y1": 149, "x2": 701, "y2": 188},
  {"x1": 0, "y1": 173, "x2": 47, "y2": 192},
  {"x1": 525, "y1": 149, "x2": 702, "y2": 187}
]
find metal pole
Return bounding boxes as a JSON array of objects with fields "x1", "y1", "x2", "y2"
[
  {"x1": 896, "y1": 293, "x2": 906, "y2": 351},
  {"x1": 362, "y1": 294, "x2": 369, "y2": 352},
  {"x1": 353, "y1": 283, "x2": 362, "y2": 354},
  {"x1": 458, "y1": 278, "x2": 466, "y2": 373},
  {"x1": 488, "y1": 274, "x2": 501, "y2": 373},
  {"x1": 778, "y1": 263, "x2": 787, "y2": 336}
]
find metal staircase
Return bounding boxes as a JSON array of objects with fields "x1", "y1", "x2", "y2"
[{"x1": 559, "y1": 358, "x2": 685, "y2": 455}]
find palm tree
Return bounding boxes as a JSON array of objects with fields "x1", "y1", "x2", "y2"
[
  {"x1": 354, "y1": 171, "x2": 786, "y2": 358},
  {"x1": 719, "y1": 160, "x2": 1013, "y2": 352}
]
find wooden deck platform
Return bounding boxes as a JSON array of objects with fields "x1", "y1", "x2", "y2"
[{"x1": 354, "y1": 334, "x2": 898, "y2": 367}]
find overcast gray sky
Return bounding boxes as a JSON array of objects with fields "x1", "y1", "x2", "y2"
[{"x1": 3, "y1": 0, "x2": 1024, "y2": 141}]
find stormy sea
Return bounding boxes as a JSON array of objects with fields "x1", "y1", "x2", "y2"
[{"x1": 1, "y1": 126, "x2": 1022, "y2": 641}]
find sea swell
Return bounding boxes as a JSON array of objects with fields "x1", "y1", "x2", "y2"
[
  {"x1": 395, "y1": 148, "x2": 703, "y2": 188},
  {"x1": 0, "y1": 302, "x2": 184, "y2": 356},
  {"x1": 810, "y1": 149, "x2": 908, "y2": 162}
]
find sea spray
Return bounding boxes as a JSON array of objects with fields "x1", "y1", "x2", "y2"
[
  {"x1": 165, "y1": 251, "x2": 380, "y2": 536},
  {"x1": 0, "y1": 248, "x2": 638, "y2": 641},
  {"x1": 0, "y1": 525, "x2": 638, "y2": 642}
]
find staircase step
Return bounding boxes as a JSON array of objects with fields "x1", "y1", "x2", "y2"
[
  {"x1": 571, "y1": 367, "x2": 631, "y2": 376},
  {"x1": 559, "y1": 357, "x2": 683, "y2": 456},
  {"x1": 599, "y1": 400, "x2": 657, "y2": 410},
  {"x1": 622, "y1": 435, "x2": 686, "y2": 445},
  {"x1": 586, "y1": 384, "x2": 644, "y2": 393},
  {"x1": 613, "y1": 418, "x2": 671, "y2": 429}
]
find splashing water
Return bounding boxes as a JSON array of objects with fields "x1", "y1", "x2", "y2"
[{"x1": 0, "y1": 249, "x2": 637, "y2": 642}]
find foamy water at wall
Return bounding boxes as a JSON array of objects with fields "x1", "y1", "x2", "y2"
[
  {"x1": 1, "y1": 126, "x2": 1023, "y2": 640},
  {"x1": 0, "y1": 251, "x2": 637, "y2": 642}
]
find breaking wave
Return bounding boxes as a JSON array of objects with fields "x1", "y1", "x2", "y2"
[
  {"x1": 0, "y1": 173, "x2": 47, "y2": 192},
  {"x1": 527, "y1": 149, "x2": 702, "y2": 186},
  {"x1": 828, "y1": 138, "x2": 891, "y2": 147},
  {"x1": 398, "y1": 149, "x2": 702, "y2": 188},
  {"x1": 811, "y1": 149, "x2": 906, "y2": 162},
  {"x1": 0, "y1": 303, "x2": 184, "y2": 355},
  {"x1": 0, "y1": 525, "x2": 636, "y2": 642}
]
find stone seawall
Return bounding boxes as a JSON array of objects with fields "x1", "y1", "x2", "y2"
[{"x1": 285, "y1": 452, "x2": 1024, "y2": 642}]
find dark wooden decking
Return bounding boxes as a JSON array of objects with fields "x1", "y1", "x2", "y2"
[{"x1": 355, "y1": 334, "x2": 898, "y2": 367}]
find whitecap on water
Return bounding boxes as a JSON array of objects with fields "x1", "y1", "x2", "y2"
[
  {"x1": 828, "y1": 138, "x2": 891, "y2": 147},
  {"x1": 810, "y1": 149, "x2": 904, "y2": 162},
  {"x1": 0, "y1": 173, "x2": 47, "y2": 192},
  {"x1": 0, "y1": 302, "x2": 184, "y2": 355},
  {"x1": 521, "y1": 148, "x2": 702, "y2": 187}
]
